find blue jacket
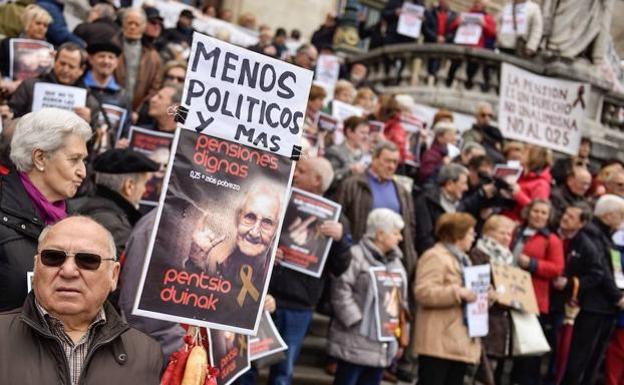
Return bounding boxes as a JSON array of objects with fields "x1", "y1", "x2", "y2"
[{"x1": 37, "y1": 0, "x2": 85, "y2": 47}]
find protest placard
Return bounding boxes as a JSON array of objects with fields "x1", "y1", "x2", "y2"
[
  {"x1": 133, "y1": 129, "x2": 293, "y2": 334},
  {"x1": 498, "y1": 63, "x2": 588, "y2": 155},
  {"x1": 397, "y1": 3, "x2": 425, "y2": 38},
  {"x1": 491, "y1": 262, "x2": 539, "y2": 314},
  {"x1": 611, "y1": 249, "x2": 624, "y2": 289},
  {"x1": 31, "y1": 83, "x2": 86, "y2": 111},
  {"x1": 127, "y1": 126, "x2": 174, "y2": 207},
  {"x1": 369, "y1": 266, "x2": 407, "y2": 342},
  {"x1": 315, "y1": 54, "x2": 340, "y2": 88},
  {"x1": 401, "y1": 112, "x2": 425, "y2": 167},
  {"x1": 500, "y1": 3, "x2": 528, "y2": 35},
  {"x1": 331, "y1": 99, "x2": 365, "y2": 144},
  {"x1": 317, "y1": 112, "x2": 338, "y2": 132},
  {"x1": 454, "y1": 13, "x2": 484, "y2": 45},
  {"x1": 208, "y1": 329, "x2": 250, "y2": 385},
  {"x1": 277, "y1": 188, "x2": 341, "y2": 278},
  {"x1": 181, "y1": 32, "x2": 313, "y2": 158},
  {"x1": 249, "y1": 311, "x2": 288, "y2": 361},
  {"x1": 9, "y1": 38, "x2": 54, "y2": 81},
  {"x1": 493, "y1": 164, "x2": 523, "y2": 184},
  {"x1": 101, "y1": 104, "x2": 128, "y2": 142},
  {"x1": 464, "y1": 264, "x2": 490, "y2": 337}
]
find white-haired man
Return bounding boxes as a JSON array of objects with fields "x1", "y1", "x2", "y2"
[
  {"x1": 0, "y1": 216, "x2": 162, "y2": 385},
  {"x1": 266, "y1": 157, "x2": 352, "y2": 385},
  {"x1": 561, "y1": 194, "x2": 624, "y2": 385}
]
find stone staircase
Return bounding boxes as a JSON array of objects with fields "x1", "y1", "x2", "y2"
[{"x1": 257, "y1": 312, "x2": 408, "y2": 385}]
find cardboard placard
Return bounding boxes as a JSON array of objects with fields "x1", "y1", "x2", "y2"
[
  {"x1": 277, "y1": 188, "x2": 341, "y2": 278},
  {"x1": 491, "y1": 263, "x2": 539, "y2": 314}
]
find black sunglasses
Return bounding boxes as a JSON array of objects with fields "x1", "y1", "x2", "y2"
[{"x1": 39, "y1": 249, "x2": 115, "y2": 271}]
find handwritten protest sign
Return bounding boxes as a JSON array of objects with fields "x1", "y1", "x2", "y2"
[
  {"x1": 249, "y1": 311, "x2": 288, "y2": 361},
  {"x1": 127, "y1": 126, "x2": 174, "y2": 207},
  {"x1": 491, "y1": 262, "x2": 539, "y2": 314},
  {"x1": 369, "y1": 266, "x2": 407, "y2": 342},
  {"x1": 500, "y1": 3, "x2": 528, "y2": 35},
  {"x1": 454, "y1": 13, "x2": 483, "y2": 45},
  {"x1": 397, "y1": 3, "x2": 425, "y2": 38},
  {"x1": 278, "y1": 188, "x2": 341, "y2": 278},
  {"x1": 208, "y1": 329, "x2": 250, "y2": 385},
  {"x1": 9, "y1": 38, "x2": 54, "y2": 81},
  {"x1": 498, "y1": 63, "x2": 588, "y2": 155},
  {"x1": 32, "y1": 83, "x2": 86, "y2": 111},
  {"x1": 464, "y1": 264, "x2": 490, "y2": 337},
  {"x1": 181, "y1": 32, "x2": 313, "y2": 158}
]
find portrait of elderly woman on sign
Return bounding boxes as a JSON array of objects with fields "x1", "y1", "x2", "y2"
[{"x1": 0, "y1": 108, "x2": 91, "y2": 312}]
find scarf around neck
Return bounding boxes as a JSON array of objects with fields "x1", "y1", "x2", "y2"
[
  {"x1": 476, "y1": 236, "x2": 515, "y2": 266},
  {"x1": 18, "y1": 172, "x2": 67, "y2": 225}
]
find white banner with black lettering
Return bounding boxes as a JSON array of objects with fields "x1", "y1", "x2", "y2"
[
  {"x1": 498, "y1": 63, "x2": 588, "y2": 155},
  {"x1": 181, "y1": 32, "x2": 313, "y2": 158}
]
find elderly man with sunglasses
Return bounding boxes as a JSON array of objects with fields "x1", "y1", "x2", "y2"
[
  {"x1": 462, "y1": 101, "x2": 505, "y2": 164},
  {"x1": 0, "y1": 216, "x2": 163, "y2": 385}
]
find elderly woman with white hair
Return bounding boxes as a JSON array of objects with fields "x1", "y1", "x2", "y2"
[
  {"x1": 0, "y1": 4, "x2": 53, "y2": 95},
  {"x1": 418, "y1": 121, "x2": 458, "y2": 184},
  {"x1": 328, "y1": 208, "x2": 408, "y2": 385},
  {"x1": 0, "y1": 108, "x2": 91, "y2": 311}
]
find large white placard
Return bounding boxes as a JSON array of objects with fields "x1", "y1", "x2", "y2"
[
  {"x1": 32, "y1": 82, "x2": 87, "y2": 111},
  {"x1": 498, "y1": 63, "x2": 588, "y2": 155},
  {"x1": 181, "y1": 32, "x2": 313, "y2": 158},
  {"x1": 464, "y1": 264, "x2": 490, "y2": 338},
  {"x1": 397, "y1": 3, "x2": 425, "y2": 38}
]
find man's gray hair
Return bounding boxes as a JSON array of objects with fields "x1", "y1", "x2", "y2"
[
  {"x1": 475, "y1": 101, "x2": 493, "y2": 116},
  {"x1": 372, "y1": 140, "x2": 399, "y2": 158},
  {"x1": 306, "y1": 157, "x2": 334, "y2": 194},
  {"x1": 38, "y1": 216, "x2": 117, "y2": 260},
  {"x1": 594, "y1": 194, "x2": 624, "y2": 218},
  {"x1": 94, "y1": 3, "x2": 115, "y2": 20},
  {"x1": 461, "y1": 141, "x2": 485, "y2": 156},
  {"x1": 365, "y1": 208, "x2": 404, "y2": 238},
  {"x1": 10, "y1": 108, "x2": 92, "y2": 172},
  {"x1": 95, "y1": 172, "x2": 144, "y2": 193},
  {"x1": 438, "y1": 163, "x2": 469, "y2": 186},
  {"x1": 122, "y1": 7, "x2": 146, "y2": 25}
]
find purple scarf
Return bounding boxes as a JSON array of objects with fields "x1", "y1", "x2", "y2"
[{"x1": 18, "y1": 172, "x2": 67, "y2": 225}]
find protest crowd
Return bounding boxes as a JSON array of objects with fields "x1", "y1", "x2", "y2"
[{"x1": 0, "y1": 0, "x2": 623, "y2": 385}]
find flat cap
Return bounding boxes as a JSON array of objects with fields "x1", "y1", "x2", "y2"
[{"x1": 93, "y1": 149, "x2": 160, "y2": 174}]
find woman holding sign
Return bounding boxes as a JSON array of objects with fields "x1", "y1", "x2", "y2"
[
  {"x1": 328, "y1": 208, "x2": 408, "y2": 385},
  {"x1": 414, "y1": 212, "x2": 482, "y2": 385}
]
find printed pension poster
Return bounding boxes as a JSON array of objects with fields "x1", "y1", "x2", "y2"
[
  {"x1": 369, "y1": 267, "x2": 407, "y2": 342},
  {"x1": 208, "y1": 329, "x2": 250, "y2": 385},
  {"x1": 500, "y1": 3, "x2": 528, "y2": 35},
  {"x1": 133, "y1": 129, "x2": 293, "y2": 334},
  {"x1": 31, "y1": 83, "x2": 86, "y2": 111},
  {"x1": 127, "y1": 126, "x2": 174, "y2": 206},
  {"x1": 498, "y1": 63, "x2": 588, "y2": 155},
  {"x1": 9, "y1": 38, "x2": 54, "y2": 81},
  {"x1": 249, "y1": 311, "x2": 287, "y2": 361},
  {"x1": 464, "y1": 264, "x2": 490, "y2": 337},
  {"x1": 491, "y1": 262, "x2": 539, "y2": 314},
  {"x1": 182, "y1": 31, "x2": 313, "y2": 158},
  {"x1": 101, "y1": 104, "x2": 128, "y2": 141},
  {"x1": 278, "y1": 188, "x2": 341, "y2": 278},
  {"x1": 397, "y1": 3, "x2": 425, "y2": 38},
  {"x1": 315, "y1": 54, "x2": 340, "y2": 88},
  {"x1": 454, "y1": 13, "x2": 484, "y2": 45}
]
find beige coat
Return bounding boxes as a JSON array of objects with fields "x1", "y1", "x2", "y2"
[
  {"x1": 496, "y1": 0, "x2": 543, "y2": 52},
  {"x1": 413, "y1": 243, "x2": 481, "y2": 364}
]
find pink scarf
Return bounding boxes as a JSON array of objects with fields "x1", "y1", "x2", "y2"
[{"x1": 18, "y1": 172, "x2": 67, "y2": 225}]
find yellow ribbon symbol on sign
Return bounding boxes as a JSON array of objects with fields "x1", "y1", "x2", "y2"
[{"x1": 237, "y1": 264, "x2": 260, "y2": 307}]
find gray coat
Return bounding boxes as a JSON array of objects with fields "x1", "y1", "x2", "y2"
[{"x1": 328, "y1": 237, "x2": 407, "y2": 368}]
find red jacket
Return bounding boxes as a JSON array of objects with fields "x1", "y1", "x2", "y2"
[
  {"x1": 515, "y1": 229, "x2": 565, "y2": 314},
  {"x1": 384, "y1": 114, "x2": 409, "y2": 164},
  {"x1": 505, "y1": 168, "x2": 552, "y2": 221},
  {"x1": 450, "y1": 8, "x2": 496, "y2": 48}
]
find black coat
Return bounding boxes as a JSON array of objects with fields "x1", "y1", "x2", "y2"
[
  {"x1": 579, "y1": 219, "x2": 623, "y2": 315},
  {"x1": 71, "y1": 185, "x2": 142, "y2": 253},
  {"x1": 0, "y1": 167, "x2": 46, "y2": 311},
  {"x1": 422, "y1": 6, "x2": 458, "y2": 43},
  {"x1": 73, "y1": 17, "x2": 119, "y2": 46},
  {"x1": 0, "y1": 292, "x2": 163, "y2": 385},
  {"x1": 549, "y1": 185, "x2": 586, "y2": 230}
]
